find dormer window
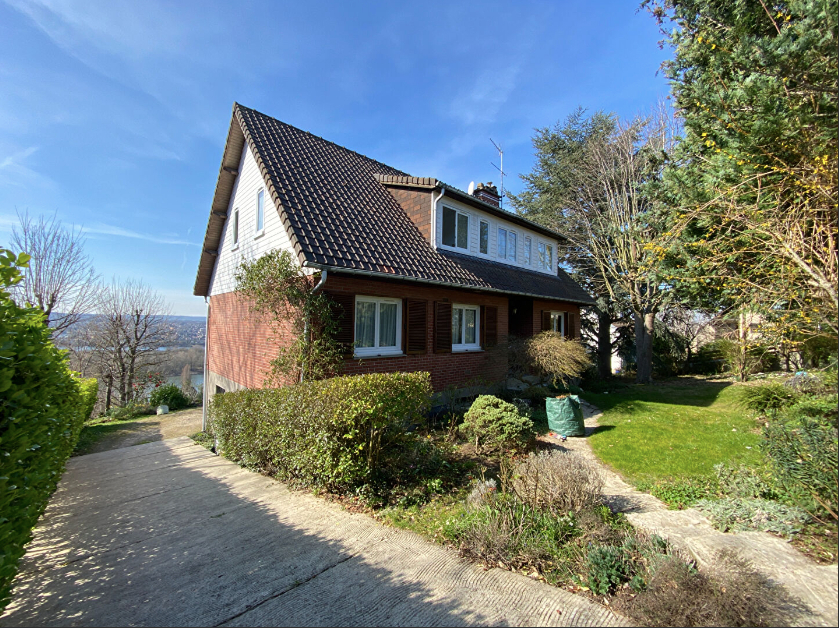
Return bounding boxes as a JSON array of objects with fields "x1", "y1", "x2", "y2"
[
  {"x1": 442, "y1": 206, "x2": 468, "y2": 249},
  {"x1": 524, "y1": 237, "x2": 531, "y2": 265},
  {"x1": 479, "y1": 220, "x2": 489, "y2": 254},
  {"x1": 538, "y1": 242, "x2": 553, "y2": 271}
]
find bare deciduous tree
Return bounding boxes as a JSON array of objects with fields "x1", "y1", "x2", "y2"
[
  {"x1": 9, "y1": 211, "x2": 99, "y2": 335},
  {"x1": 92, "y1": 279, "x2": 172, "y2": 410}
]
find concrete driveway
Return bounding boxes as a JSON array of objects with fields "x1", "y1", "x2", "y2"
[{"x1": 1, "y1": 437, "x2": 624, "y2": 627}]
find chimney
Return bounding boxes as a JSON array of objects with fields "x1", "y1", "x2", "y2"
[{"x1": 472, "y1": 182, "x2": 500, "y2": 208}]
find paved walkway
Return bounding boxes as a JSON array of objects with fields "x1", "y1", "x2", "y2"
[
  {"x1": 1, "y1": 437, "x2": 625, "y2": 627},
  {"x1": 75, "y1": 407, "x2": 204, "y2": 456},
  {"x1": 545, "y1": 400, "x2": 838, "y2": 628}
]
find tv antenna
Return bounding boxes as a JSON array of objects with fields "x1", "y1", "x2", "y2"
[{"x1": 489, "y1": 137, "x2": 506, "y2": 209}]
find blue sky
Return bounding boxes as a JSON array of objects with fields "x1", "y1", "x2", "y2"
[{"x1": 0, "y1": 0, "x2": 670, "y2": 316}]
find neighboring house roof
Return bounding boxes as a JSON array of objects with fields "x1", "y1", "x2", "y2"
[{"x1": 194, "y1": 103, "x2": 594, "y2": 305}]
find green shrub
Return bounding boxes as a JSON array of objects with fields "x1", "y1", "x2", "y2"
[
  {"x1": 585, "y1": 534, "x2": 673, "y2": 595},
  {"x1": 784, "y1": 394, "x2": 838, "y2": 427},
  {"x1": 210, "y1": 372, "x2": 431, "y2": 493},
  {"x1": 739, "y1": 382, "x2": 798, "y2": 415},
  {"x1": 714, "y1": 462, "x2": 778, "y2": 500},
  {"x1": 78, "y1": 377, "x2": 98, "y2": 421},
  {"x1": 461, "y1": 395, "x2": 534, "y2": 454},
  {"x1": 149, "y1": 383, "x2": 189, "y2": 411},
  {"x1": 694, "y1": 497, "x2": 810, "y2": 536},
  {"x1": 0, "y1": 249, "x2": 88, "y2": 609},
  {"x1": 762, "y1": 418, "x2": 838, "y2": 520},
  {"x1": 686, "y1": 340, "x2": 728, "y2": 375}
]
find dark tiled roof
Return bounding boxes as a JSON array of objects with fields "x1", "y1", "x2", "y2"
[{"x1": 195, "y1": 104, "x2": 593, "y2": 305}]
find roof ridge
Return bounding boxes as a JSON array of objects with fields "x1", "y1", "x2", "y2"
[{"x1": 235, "y1": 103, "x2": 410, "y2": 177}]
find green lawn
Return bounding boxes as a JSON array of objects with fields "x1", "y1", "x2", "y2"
[{"x1": 584, "y1": 377, "x2": 762, "y2": 484}]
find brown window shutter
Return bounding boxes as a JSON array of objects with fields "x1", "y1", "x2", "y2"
[
  {"x1": 568, "y1": 311, "x2": 579, "y2": 340},
  {"x1": 405, "y1": 299, "x2": 428, "y2": 354},
  {"x1": 483, "y1": 305, "x2": 498, "y2": 347},
  {"x1": 541, "y1": 310, "x2": 551, "y2": 332},
  {"x1": 326, "y1": 292, "x2": 355, "y2": 356},
  {"x1": 434, "y1": 301, "x2": 452, "y2": 354}
]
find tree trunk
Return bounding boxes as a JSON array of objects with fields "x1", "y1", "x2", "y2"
[
  {"x1": 635, "y1": 312, "x2": 655, "y2": 384},
  {"x1": 105, "y1": 374, "x2": 113, "y2": 413},
  {"x1": 597, "y1": 310, "x2": 612, "y2": 379},
  {"x1": 738, "y1": 310, "x2": 748, "y2": 382}
]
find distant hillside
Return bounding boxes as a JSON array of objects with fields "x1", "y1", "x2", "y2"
[{"x1": 54, "y1": 313, "x2": 205, "y2": 348}]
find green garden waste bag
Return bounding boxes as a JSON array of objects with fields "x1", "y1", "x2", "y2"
[{"x1": 546, "y1": 395, "x2": 585, "y2": 437}]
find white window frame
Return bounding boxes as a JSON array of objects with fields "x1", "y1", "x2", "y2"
[
  {"x1": 353, "y1": 296, "x2": 402, "y2": 357},
  {"x1": 537, "y1": 240, "x2": 554, "y2": 271},
  {"x1": 255, "y1": 188, "x2": 265, "y2": 236},
  {"x1": 231, "y1": 207, "x2": 240, "y2": 249},
  {"x1": 524, "y1": 236, "x2": 531, "y2": 265},
  {"x1": 441, "y1": 205, "x2": 470, "y2": 251},
  {"x1": 452, "y1": 303, "x2": 481, "y2": 352},
  {"x1": 508, "y1": 230, "x2": 517, "y2": 262},
  {"x1": 549, "y1": 311, "x2": 565, "y2": 335},
  {"x1": 479, "y1": 220, "x2": 489, "y2": 255},
  {"x1": 497, "y1": 227, "x2": 507, "y2": 259}
]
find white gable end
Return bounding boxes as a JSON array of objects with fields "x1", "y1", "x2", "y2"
[{"x1": 208, "y1": 143, "x2": 297, "y2": 296}]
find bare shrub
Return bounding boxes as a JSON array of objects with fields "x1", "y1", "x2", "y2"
[
  {"x1": 621, "y1": 550, "x2": 802, "y2": 627},
  {"x1": 520, "y1": 332, "x2": 592, "y2": 386},
  {"x1": 512, "y1": 450, "x2": 604, "y2": 514},
  {"x1": 466, "y1": 479, "x2": 497, "y2": 512}
]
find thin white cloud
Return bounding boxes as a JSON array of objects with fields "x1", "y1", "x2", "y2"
[
  {"x1": 0, "y1": 145, "x2": 54, "y2": 189},
  {"x1": 448, "y1": 64, "x2": 521, "y2": 126},
  {"x1": 82, "y1": 222, "x2": 199, "y2": 246}
]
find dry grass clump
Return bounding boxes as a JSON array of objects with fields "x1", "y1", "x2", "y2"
[
  {"x1": 512, "y1": 450, "x2": 604, "y2": 514},
  {"x1": 619, "y1": 550, "x2": 803, "y2": 627}
]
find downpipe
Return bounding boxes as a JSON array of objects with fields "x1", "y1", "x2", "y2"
[{"x1": 301, "y1": 269, "x2": 328, "y2": 383}]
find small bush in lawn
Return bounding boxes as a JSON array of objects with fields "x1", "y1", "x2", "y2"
[
  {"x1": 620, "y1": 550, "x2": 799, "y2": 627},
  {"x1": 762, "y1": 418, "x2": 838, "y2": 521},
  {"x1": 461, "y1": 395, "x2": 533, "y2": 454},
  {"x1": 695, "y1": 497, "x2": 810, "y2": 536},
  {"x1": 739, "y1": 382, "x2": 798, "y2": 415},
  {"x1": 210, "y1": 371, "x2": 431, "y2": 494},
  {"x1": 512, "y1": 450, "x2": 603, "y2": 514},
  {"x1": 149, "y1": 383, "x2": 189, "y2": 411}
]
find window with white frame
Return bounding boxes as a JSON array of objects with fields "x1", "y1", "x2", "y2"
[
  {"x1": 452, "y1": 304, "x2": 480, "y2": 351},
  {"x1": 497, "y1": 227, "x2": 507, "y2": 259},
  {"x1": 479, "y1": 220, "x2": 489, "y2": 254},
  {"x1": 508, "y1": 231, "x2": 517, "y2": 261},
  {"x1": 442, "y1": 206, "x2": 469, "y2": 249},
  {"x1": 524, "y1": 236, "x2": 531, "y2": 265},
  {"x1": 549, "y1": 311, "x2": 565, "y2": 335},
  {"x1": 537, "y1": 241, "x2": 553, "y2": 271},
  {"x1": 354, "y1": 296, "x2": 402, "y2": 356},
  {"x1": 256, "y1": 189, "x2": 265, "y2": 233},
  {"x1": 232, "y1": 208, "x2": 239, "y2": 247}
]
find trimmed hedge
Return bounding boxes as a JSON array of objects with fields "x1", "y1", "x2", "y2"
[
  {"x1": 0, "y1": 250, "x2": 89, "y2": 609},
  {"x1": 209, "y1": 372, "x2": 431, "y2": 491}
]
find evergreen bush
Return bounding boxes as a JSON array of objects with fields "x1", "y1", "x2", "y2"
[
  {"x1": 209, "y1": 372, "x2": 431, "y2": 492},
  {"x1": 149, "y1": 383, "x2": 189, "y2": 411},
  {"x1": 461, "y1": 395, "x2": 534, "y2": 454},
  {"x1": 0, "y1": 249, "x2": 88, "y2": 608}
]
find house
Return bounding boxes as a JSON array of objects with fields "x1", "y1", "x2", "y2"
[{"x1": 194, "y1": 104, "x2": 594, "y2": 399}]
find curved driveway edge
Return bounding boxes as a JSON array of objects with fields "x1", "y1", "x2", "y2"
[{"x1": 1, "y1": 437, "x2": 627, "y2": 627}]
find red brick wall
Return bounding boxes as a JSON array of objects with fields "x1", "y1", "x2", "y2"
[
  {"x1": 385, "y1": 186, "x2": 433, "y2": 242},
  {"x1": 326, "y1": 274, "x2": 508, "y2": 392},
  {"x1": 532, "y1": 299, "x2": 582, "y2": 339},
  {"x1": 207, "y1": 291, "x2": 295, "y2": 389},
  {"x1": 207, "y1": 277, "x2": 585, "y2": 393}
]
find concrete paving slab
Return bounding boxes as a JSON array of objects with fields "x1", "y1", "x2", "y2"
[{"x1": 1, "y1": 437, "x2": 626, "y2": 627}]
